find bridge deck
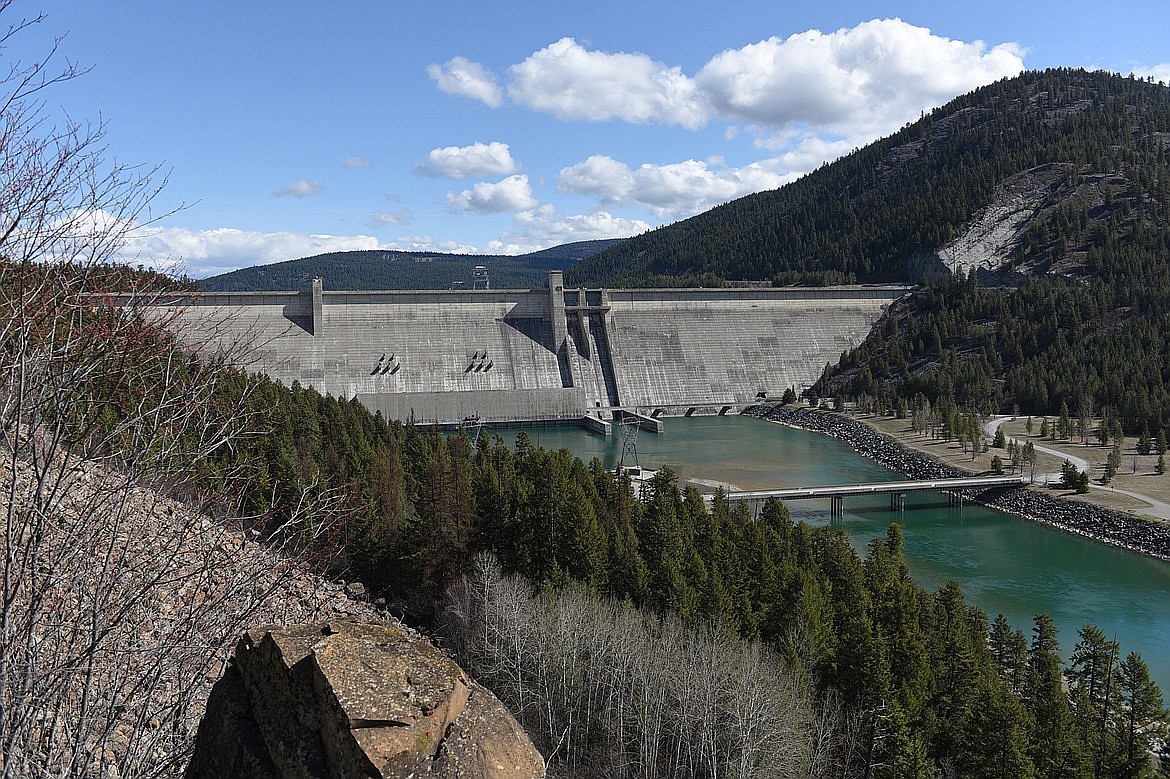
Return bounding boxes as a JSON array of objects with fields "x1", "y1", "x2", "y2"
[{"x1": 726, "y1": 475, "x2": 1027, "y2": 503}]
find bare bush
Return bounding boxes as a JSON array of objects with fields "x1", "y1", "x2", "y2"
[
  {"x1": 443, "y1": 554, "x2": 822, "y2": 779},
  {"x1": 0, "y1": 9, "x2": 365, "y2": 776}
]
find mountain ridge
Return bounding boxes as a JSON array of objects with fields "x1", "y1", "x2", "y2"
[
  {"x1": 199, "y1": 239, "x2": 622, "y2": 291},
  {"x1": 567, "y1": 67, "x2": 1170, "y2": 288}
]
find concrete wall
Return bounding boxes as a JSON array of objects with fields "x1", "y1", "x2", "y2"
[
  {"x1": 603, "y1": 287, "x2": 902, "y2": 411},
  {"x1": 156, "y1": 277, "x2": 906, "y2": 425}
]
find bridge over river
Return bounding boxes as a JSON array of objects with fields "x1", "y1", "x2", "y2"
[{"x1": 723, "y1": 475, "x2": 1028, "y2": 516}]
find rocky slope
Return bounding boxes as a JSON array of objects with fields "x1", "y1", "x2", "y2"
[{"x1": 0, "y1": 445, "x2": 542, "y2": 777}]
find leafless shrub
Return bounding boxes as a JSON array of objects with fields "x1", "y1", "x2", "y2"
[
  {"x1": 443, "y1": 554, "x2": 823, "y2": 779},
  {"x1": 0, "y1": 9, "x2": 363, "y2": 776}
]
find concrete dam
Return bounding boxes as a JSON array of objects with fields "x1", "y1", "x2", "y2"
[{"x1": 162, "y1": 272, "x2": 906, "y2": 433}]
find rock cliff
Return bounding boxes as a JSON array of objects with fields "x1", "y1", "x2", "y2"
[{"x1": 186, "y1": 621, "x2": 544, "y2": 779}]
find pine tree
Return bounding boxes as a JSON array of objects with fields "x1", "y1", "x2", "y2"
[
  {"x1": 959, "y1": 677, "x2": 1036, "y2": 779},
  {"x1": 1138, "y1": 426, "x2": 1153, "y2": 456},
  {"x1": 1026, "y1": 615, "x2": 1087, "y2": 778},
  {"x1": 1067, "y1": 625, "x2": 1122, "y2": 774},
  {"x1": 1117, "y1": 652, "x2": 1167, "y2": 778},
  {"x1": 989, "y1": 613, "x2": 1029, "y2": 694}
]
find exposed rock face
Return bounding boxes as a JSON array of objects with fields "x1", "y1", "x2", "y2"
[{"x1": 186, "y1": 622, "x2": 544, "y2": 779}]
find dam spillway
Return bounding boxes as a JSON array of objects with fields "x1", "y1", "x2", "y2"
[{"x1": 157, "y1": 271, "x2": 907, "y2": 429}]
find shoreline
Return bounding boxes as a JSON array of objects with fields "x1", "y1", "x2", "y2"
[{"x1": 745, "y1": 404, "x2": 1170, "y2": 562}]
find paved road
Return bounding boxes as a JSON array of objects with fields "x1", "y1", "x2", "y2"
[{"x1": 985, "y1": 416, "x2": 1170, "y2": 521}]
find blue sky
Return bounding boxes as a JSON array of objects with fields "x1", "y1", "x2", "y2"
[{"x1": 10, "y1": 1, "x2": 1170, "y2": 277}]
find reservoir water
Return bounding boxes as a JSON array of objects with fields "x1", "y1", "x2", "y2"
[{"x1": 488, "y1": 414, "x2": 1170, "y2": 693}]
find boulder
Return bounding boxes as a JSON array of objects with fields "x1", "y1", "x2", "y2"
[{"x1": 186, "y1": 621, "x2": 544, "y2": 779}]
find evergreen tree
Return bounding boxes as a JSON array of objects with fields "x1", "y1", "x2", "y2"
[
  {"x1": 1138, "y1": 426, "x2": 1153, "y2": 456},
  {"x1": 1067, "y1": 625, "x2": 1122, "y2": 775},
  {"x1": 1025, "y1": 615, "x2": 1087, "y2": 778},
  {"x1": 959, "y1": 677, "x2": 1036, "y2": 779},
  {"x1": 1117, "y1": 652, "x2": 1167, "y2": 779}
]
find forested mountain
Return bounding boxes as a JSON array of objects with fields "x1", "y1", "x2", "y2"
[
  {"x1": 564, "y1": 68, "x2": 1170, "y2": 432},
  {"x1": 798, "y1": 72, "x2": 1170, "y2": 431},
  {"x1": 199, "y1": 238, "x2": 621, "y2": 291},
  {"x1": 569, "y1": 68, "x2": 1170, "y2": 287}
]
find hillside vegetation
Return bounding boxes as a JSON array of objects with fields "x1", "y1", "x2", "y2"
[
  {"x1": 802, "y1": 73, "x2": 1170, "y2": 432},
  {"x1": 569, "y1": 68, "x2": 1170, "y2": 287},
  {"x1": 199, "y1": 239, "x2": 620, "y2": 291},
  {"x1": 560, "y1": 68, "x2": 1170, "y2": 435}
]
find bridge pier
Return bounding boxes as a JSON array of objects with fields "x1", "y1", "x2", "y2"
[
  {"x1": 830, "y1": 496, "x2": 843, "y2": 517},
  {"x1": 948, "y1": 491, "x2": 965, "y2": 509},
  {"x1": 890, "y1": 492, "x2": 906, "y2": 512}
]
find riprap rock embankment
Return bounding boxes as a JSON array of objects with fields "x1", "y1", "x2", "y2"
[{"x1": 747, "y1": 405, "x2": 1170, "y2": 560}]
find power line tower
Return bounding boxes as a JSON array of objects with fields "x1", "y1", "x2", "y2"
[
  {"x1": 617, "y1": 414, "x2": 641, "y2": 473},
  {"x1": 472, "y1": 265, "x2": 490, "y2": 290}
]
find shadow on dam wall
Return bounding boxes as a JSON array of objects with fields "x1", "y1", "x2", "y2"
[{"x1": 139, "y1": 273, "x2": 909, "y2": 431}]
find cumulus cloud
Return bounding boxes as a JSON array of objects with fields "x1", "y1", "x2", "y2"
[
  {"x1": 447, "y1": 174, "x2": 539, "y2": 214},
  {"x1": 427, "y1": 56, "x2": 503, "y2": 107},
  {"x1": 507, "y1": 37, "x2": 706, "y2": 128},
  {"x1": 488, "y1": 205, "x2": 651, "y2": 255},
  {"x1": 120, "y1": 223, "x2": 386, "y2": 278},
  {"x1": 371, "y1": 210, "x2": 411, "y2": 227},
  {"x1": 556, "y1": 155, "x2": 637, "y2": 199},
  {"x1": 386, "y1": 234, "x2": 480, "y2": 254},
  {"x1": 438, "y1": 21, "x2": 1022, "y2": 143},
  {"x1": 414, "y1": 141, "x2": 520, "y2": 178},
  {"x1": 1137, "y1": 63, "x2": 1170, "y2": 84},
  {"x1": 274, "y1": 179, "x2": 323, "y2": 198},
  {"x1": 342, "y1": 156, "x2": 373, "y2": 168},
  {"x1": 559, "y1": 155, "x2": 793, "y2": 219},
  {"x1": 696, "y1": 19, "x2": 1024, "y2": 140}
]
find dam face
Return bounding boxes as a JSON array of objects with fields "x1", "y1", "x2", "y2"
[{"x1": 159, "y1": 272, "x2": 906, "y2": 429}]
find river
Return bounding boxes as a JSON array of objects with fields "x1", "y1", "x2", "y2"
[{"x1": 485, "y1": 414, "x2": 1170, "y2": 693}]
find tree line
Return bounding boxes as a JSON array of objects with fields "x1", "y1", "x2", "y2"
[
  {"x1": 815, "y1": 261, "x2": 1170, "y2": 438},
  {"x1": 175, "y1": 373, "x2": 1167, "y2": 777}
]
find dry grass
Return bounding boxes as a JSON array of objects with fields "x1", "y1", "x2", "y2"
[{"x1": 851, "y1": 412, "x2": 1170, "y2": 523}]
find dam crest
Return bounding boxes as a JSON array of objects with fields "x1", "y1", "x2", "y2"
[{"x1": 159, "y1": 272, "x2": 907, "y2": 433}]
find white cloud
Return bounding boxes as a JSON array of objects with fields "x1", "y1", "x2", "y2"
[
  {"x1": 414, "y1": 141, "x2": 520, "y2": 178},
  {"x1": 371, "y1": 210, "x2": 411, "y2": 227},
  {"x1": 274, "y1": 179, "x2": 322, "y2": 198},
  {"x1": 559, "y1": 155, "x2": 793, "y2": 219},
  {"x1": 1136, "y1": 63, "x2": 1170, "y2": 84},
  {"x1": 696, "y1": 19, "x2": 1024, "y2": 141},
  {"x1": 488, "y1": 205, "x2": 651, "y2": 254},
  {"x1": 427, "y1": 56, "x2": 503, "y2": 107},
  {"x1": 122, "y1": 224, "x2": 386, "y2": 278},
  {"x1": 507, "y1": 37, "x2": 707, "y2": 128},
  {"x1": 442, "y1": 21, "x2": 1022, "y2": 145},
  {"x1": 385, "y1": 234, "x2": 480, "y2": 254},
  {"x1": 556, "y1": 155, "x2": 637, "y2": 200},
  {"x1": 342, "y1": 156, "x2": 373, "y2": 168},
  {"x1": 447, "y1": 174, "x2": 539, "y2": 214}
]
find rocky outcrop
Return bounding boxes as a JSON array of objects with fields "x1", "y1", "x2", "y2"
[{"x1": 186, "y1": 621, "x2": 545, "y2": 779}]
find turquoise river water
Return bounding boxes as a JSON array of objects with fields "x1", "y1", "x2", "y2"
[{"x1": 485, "y1": 414, "x2": 1170, "y2": 693}]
